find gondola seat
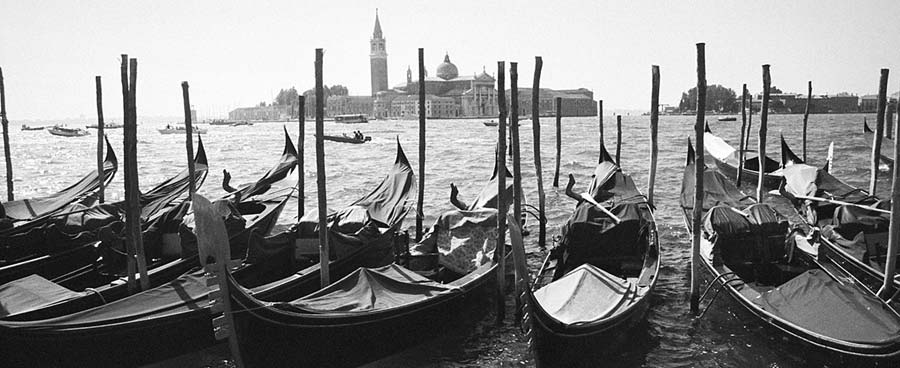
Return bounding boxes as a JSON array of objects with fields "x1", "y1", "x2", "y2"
[{"x1": 704, "y1": 204, "x2": 787, "y2": 283}]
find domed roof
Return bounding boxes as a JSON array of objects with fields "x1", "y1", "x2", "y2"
[{"x1": 436, "y1": 53, "x2": 458, "y2": 80}]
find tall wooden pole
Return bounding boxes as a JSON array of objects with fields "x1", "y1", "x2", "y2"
[
  {"x1": 758, "y1": 65, "x2": 771, "y2": 203},
  {"x1": 297, "y1": 95, "x2": 305, "y2": 219},
  {"x1": 510, "y1": 62, "x2": 522, "y2": 234},
  {"x1": 532, "y1": 56, "x2": 546, "y2": 250},
  {"x1": 553, "y1": 97, "x2": 562, "y2": 187},
  {"x1": 870, "y1": 69, "x2": 889, "y2": 195},
  {"x1": 315, "y1": 49, "x2": 330, "y2": 288},
  {"x1": 123, "y1": 57, "x2": 149, "y2": 291},
  {"x1": 496, "y1": 61, "x2": 508, "y2": 325},
  {"x1": 887, "y1": 104, "x2": 895, "y2": 140},
  {"x1": 181, "y1": 82, "x2": 196, "y2": 197},
  {"x1": 616, "y1": 115, "x2": 623, "y2": 165},
  {"x1": 745, "y1": 94, "x2": 753, "y2": 158},
  {"x1": 879, "y1": 86, "x2": 900, "y2": 300},
  {"x1": 95, "y1": 76, "x2": 105, "y2": 203},
  {"x1": 690, "y1": 43, "x2": 706, "y2": 314},
  {"x1": 736, "y1": 84, "x2": 747, "y2": 186},
  {"x1": 598, "y1": 100, "x2": 604, "y2": 147},
  {"x1": 802, "y1": 81, "x2": 812, "y2": 162},
  {"x1": 0, "y1": 67, "x2": 13, "y2": 201},
  {"x1": 416, "y1": 48, "x2": 426, "y2": 241},
  {"x1": 120, "y1": 55, "x2": 136, "y2": 292},
  {"x1": 648, "y1": 66, "x2": 659, "y2": 206}
]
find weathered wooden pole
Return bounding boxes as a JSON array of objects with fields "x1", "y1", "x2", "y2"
[
  {"x1": 616, "y1": 115, "x2": 623, "y2": 165},
  {"x1": 887, "y1": 104, "x2": 895, "y2": 140},
  {"x1": 870, "y1": 69, "x2": 889, "y2": 195},
  {"x1": 648, "y1": 65, "x2": 659, "y2": 206},
  {"x1": 122, "y1": 56, "x2": 149, "y2": 291},
  {"x1": 510, "y1": 62, "x2": 522, "y2": 233},
  {"x1": 553, "y1": 97, "x2": 562, "y2": 187},
  {"x1": 496, "y1": 61, "x2": 508, "y2": 325},
  {"x1": 745, "y1": 94, "x2": 753, "y2": 157},
  {"x1": 297, "y1": 95, "x2": 305, "y2": 219},
  {"x1": 95, "y1": 76, "x2": 105, "y2": 203},
  {"x1": 690, "y1": 42, "x2": 706, "y2": 314},
  {"x1": 416, "y1": 48, "x2": 426, "y2": 241},
  {"x1": 532, "y1": 56, "x2": 546, "y2": 250},
  {"x1": 0, "y1": 67, "x2": 12, "y2": 201},
  {"x1": 119, "y1": 55, "x2": 137, "y2": 292},
  {"x1": 802, "y1": 81, "x2": 812, "y2": 162},
  {"x1": 181, "y1": 82, "x2": 196, "y2": 197},
  {"x1": 315, "y1": 48, "x2": 330, "y2": 288},
  {"x1": 736, "y1": 84, "x2": 747, "y2": 186},
  {"x1": 758, "y1": 65, "x2": 771, "y2": 203},
  {"x1": 598, "y1": 100, "x2": 604, "y2": 147},
  {"x1": 879, "y1": 94, "x2": 900, "y2": 300}
]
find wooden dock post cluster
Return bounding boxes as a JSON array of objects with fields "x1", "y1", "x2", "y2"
[
  {"x1": 181, "y1": 82, "x2": 197, "y2": 197},
  {"x1": 532, "y1": 56, "x2": 546, "y2": 250},
  {"x1": 314, "y1": 48, "x2": 331, "y2": 288},
  {"x1": 120, "y1": 55, "x2": 150, "y2": 292},
  {"x1": 95, "y1": 76, "x2": 105, "y2": 203},
  {"x1": 1, "y1": 67, "x2": 12, "y2": 201},
  {"x1": 297, "y1": 95, "x2": 305, "y2": 219},
  {"x1": 648, "y1": 65, "x2": 659, "y2": 206},
  {"x1": 416, "y1": 48, "x2": 426, "y2": 242},
  {"x1": 870, "y1": 69, "x2": 889, "y2": 195},
  {"x1": 736, "y1": 84, "x2": 748, "y2": 186},
  {"x1": 758, "y1": 65, "x2": 771, "y2": 202},
  {"x1": 690, "y1": 42, "x2": 706, "y2": 314},
  {"x1": 495, "y1": 61, "x2": 508, "y2": 325}
]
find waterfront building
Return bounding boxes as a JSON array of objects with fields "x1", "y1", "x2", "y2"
[
  {"x1": 229, "y1": 105, "x2": 291, "y2": 121},
  {"x1": 326, "y1": 96, "x2": 374, "y2": 117}
]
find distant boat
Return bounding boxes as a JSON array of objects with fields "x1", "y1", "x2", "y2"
[
  {"x1": 334, "y1": 114, "x2": 368, "y2": 124},
  {"x1": 86, "y1": 123, "x2": 124, "y2": 129},
  {"x1": 483, "y1": 120, "x2": 518, "y2": 127},
  {"x1": 717, "y1": 116, "x2": 737, "y2": 122},
  {"x1": 158, "y1": 125, "x2": 207, "y2": 135},
  {"x1": 321, "y1": 133, "x2": 371, "y2": 144},
  {"x1": 209, "y1": 119, "x2": 240, "y2": 126},
  {"x1": 21, "y1": 124, "x2": 45, "y2": 131},
  {"x1": 230, "y1": 121, "x2": 253, "y2": 127},
  {"x1": 48, "y1": 125, "x2": 90, "y2": 137}
]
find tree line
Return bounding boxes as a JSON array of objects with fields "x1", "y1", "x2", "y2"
[{"x1": 677, "y1": 85, "x2": 782, "y2": 113}]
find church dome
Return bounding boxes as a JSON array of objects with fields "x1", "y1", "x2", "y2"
[{"x1": 436, "y1": 53, "x2": 458, "y2": 80}]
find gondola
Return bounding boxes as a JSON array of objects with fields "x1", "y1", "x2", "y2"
[
  {"x1": 513, "y1": 144, "x2": 659, "y2": 367},
  {"x1": 704, "y1": 124, "x2": 782, "y2": 189},
  {"x1": 47, "y1": 126, "x2": 90, "y2": 137},
  {"x1": 1, "y1": 136, "x2": 117, "y2": 228},
  {"x1": 0, "y1": 139, "x2": 414, "y2": 368},
  {"x1": 0, "y1": 137, "x2": 210, "y2": 285},
  {"x1": 322, "y1": 133, "x2": 371, "y2": 144},
  {"x1": 863, "y1": 119, "x2": 894, "y2": 166},
  {"x1": 680, "y1": 141, "x2": 900, "y2": 360},
  {"x1": 778, "y1": 136, "x2": 897, "y2": 294},
  {"x1": 218, "y1": 150, "x2": 510, "y2": 368}
]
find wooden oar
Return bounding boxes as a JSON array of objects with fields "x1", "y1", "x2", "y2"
[
  {"x1": 794, "y1": 194, "x2": 891, "y2": 214},
  {"x1": 579, "y1": 192, "x2": 622, "y2": 224}
]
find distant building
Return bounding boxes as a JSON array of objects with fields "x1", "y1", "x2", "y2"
[
  {"x1": 509, "y1": 88, "x2": 598, "y2": 117},
  {"x1": 229, "y1": 105, "x2": 291, "y2": 121},
  {"x1": 326, "y1": 96, "x2": 373, "y2": 117},
  {"x1": 752, "y1": 92, "x2": 859, "y2": 113}
]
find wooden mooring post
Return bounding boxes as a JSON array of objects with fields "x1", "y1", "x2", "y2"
[
  {"x1": 648, "y1": 65, "x2": 659, "y2": 206},
  {"x1": 298, "y1": 95, "x2": 305, "y2": 219},
  {"x1": 531, "y1": 56, "x2": 546, "y2": 250},
  {"x1": 553, "y1": 97, "x2": 561, "y2": 187},
  {"x1": 496, "y1": 61, "x2": 508, "y2": 325},
  {"x1": 802, "y1": 81, "x2": 812, "y2": 162},
  {"x1": 736, "y1": 84, "x2": 747, "y2": 186},
  {"x1": 758, "y1": 65, "x2": 771, "y2": 203},
  {"x1": 416, "y1": 48, "x2": 426, "y2": 241},
  {"x1": 121, "y1": 56, "x2": 149, "y2": 292},
  {"x1": 181, "y1": 82, "x2": 196, "y2": 197},
  {"x1": 598, "y1": 100, "x2": 604, "y2": 147},
  {"x1": 510, "y1": 62, "x2": 523, "y2": 324},
  {"x1": 1, "y1": 67, "x2": 12, "y2": 201},
  {"x1": 616, "y1": 115, "x2": 622, "y2": 165},
  {"x1": 95, "y1": 76, "x2": 105, "y2": 203},
  {"x1": 879, "y1": 89, "x2": 900, "y2": 300},
  {"x1": 314, "y1": 48, "x2": 330, "y2": 288},
  {"x1": 870, "y1": 69, "x2": 889, "y2": 195},
  {"x1": 690, "y1": 43, "x2": 706, "y2": 315}
]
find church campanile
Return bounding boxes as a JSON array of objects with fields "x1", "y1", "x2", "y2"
[{"x1": 370, "y1": 10, "x2": 388, "y2": 96}]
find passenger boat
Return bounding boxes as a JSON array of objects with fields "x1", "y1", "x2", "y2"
[
  {"x1": 20, "y1": 125, "x2": 44, "y2": 131},
  {"x1": 218, "y1": 151, "x2": 509, "y2": 368},
  {"x1": 717, "y1": 116, "x2": 737, "y2": 122},
  {"x1": 863, "y1": 119, "x2": 894, "y2": 166},
  {"x1": 47, "y1": 125, "x2": 90, "y2": 137},
  {"x1": 230, "y1": 121, "x2": 252, "y2": 127},
  {"x1": 704, "y1": 124, "x2": 782, "y2": 189},
  {"x1": 514, "y1": 144, "x2": 659, "y2": 366},
  {"x1": 334, "y1": 114, "x2": 368, "y2": 124},
  {"x1": 0, "y1": 139, "x2": 414, "y2": 368},
  {"x1": 85, "y1": 123, "x2": 123, "y2": 129},
  {"x1": 158, "y1": 125, "x2": 207, "y2": 134},
  {"x1": 680, "y1": 141, "x2": 900, "y2": 360},
  {"x1": 778, "y1": 136, "x2": 898, "y2": 294},
  {"x1": 322, "y1": 133, "x2": 371, "y2": 144}
]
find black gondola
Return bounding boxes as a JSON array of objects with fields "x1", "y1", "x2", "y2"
[
  {"x1": 513, "y1": 144, "x2": 659, "y2": 367},
  {"x1": 681, "y1": 140, "x2": 900, "y2": 360},
  {"x1": 704, "y1": 124, "x2": 782, "y2": 189}
]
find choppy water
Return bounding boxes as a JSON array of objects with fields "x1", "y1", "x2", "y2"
[{"x1": 3, "y1": 113, "x2": 893, "y2": 367}]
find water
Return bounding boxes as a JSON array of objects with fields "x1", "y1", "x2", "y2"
[{"x1": 3, "y1": 113, "x2": 891, "y2": 367}]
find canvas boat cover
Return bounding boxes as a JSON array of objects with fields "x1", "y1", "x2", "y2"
[
  {"x1": 280, "y1": 264, "x2": 457, "y2": 313},
  {"x1": 752, "y1": 269, "x2": 900, "y2": 345},
  {"x1": 704, "y1": 132, "x2": 737, "y2": 163},
  {"x1": 425, "y1": 208, "x2": 499, "y2": 274},
  {"x1": 0, "y1": 270, "x2": 210, "y2": 330},
  {"x1": 466, "y1": 158, "x2": 514, "y2": 211},
  {"x1": 2, "y1": 138, "x2": 117, "y2": 222},
  {"x1": 680, "y1": 142, "x2": 754, "y2": 212},
  {"x1": 780, "y1": 137, "x2": 871, "y2": 204},
  {"x1": 231, "y1": 129, "x2": 298, "y2": 200},
  {"x1": 0, "y1": 275, "x2": 86, "y2": 317},
  {"x1": 533, "y1": 263, "x2": 634, "y2": 326}
]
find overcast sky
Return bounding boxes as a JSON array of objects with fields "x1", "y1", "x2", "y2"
[{"x1": 2, "y1": 0, "x2": 899, "y2": 120}]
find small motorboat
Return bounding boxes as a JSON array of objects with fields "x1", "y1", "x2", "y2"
[
  {"x1": 158, "y1": 125, "x2": 207, "y2": 134},
  {"x1": 20, "y1": 125, "x2": 44, "y2": 131},
  {"x1": 85, "y1": 123, "x2": 124, "y2": 129},
  {"x1": 717, "y1": 116, "x2": 737, "y2": 122},
  {"x1": 483, "y1": 120, "x2": 518, "y2": 127},
  {"x1": 230, "y1": 121, "x2": 253, "y2": 127},
  {"x1": 47, "y1": 125, "x2": 90, "y2": 137},
  {"x1": 322, "y1": 133, "x2": 371, "y2": 144}
]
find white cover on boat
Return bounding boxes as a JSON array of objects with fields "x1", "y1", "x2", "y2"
[
  {"x1": 533, "y1": 263, "x2": 633, "y2": 326},
  {"x1": 782, "y1": 164, "x2": 819, "y2": 198},
  {"x1": 704, "y1": 132, "x2": 737, "y2": 163}
]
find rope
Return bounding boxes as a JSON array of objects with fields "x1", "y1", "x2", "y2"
[{"x1": 83, "y1": 288, "x2": 107, "y2": 304}]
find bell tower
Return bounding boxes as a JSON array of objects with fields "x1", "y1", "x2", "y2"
[{"x1": 370, "y1": 10, "x2": 388, "y2": 96}]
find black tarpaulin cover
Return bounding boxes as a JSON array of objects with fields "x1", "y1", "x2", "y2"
[
  {"x1": 467, "y1": 158, "x2": 513, "y2": 211},
  {"x1": 753, "y1": 269, "x2": 900, "y2": 345},
  {"x1": 2, "y1": 138, "x2": 117, "y2": 221},
  {"x1": 533, "y1": 263, "x2": 632, "y2": 326},
  {"x1": 281, "y1": 264, "x2": 456, "y2": 313},
  {"x1": 0, "y1": 275, "x2": 85, "y2": 317},
  {"x1": 703, "y1": 205, "x2": 752, "y2": 238},
  {"x1": 0, "y1": 271, "x2": 209, "y2": 330},
  {"x1": 680, "y1": 141, "x2": 754, "y2": 212},
  {"x1": 232, "y1": 128, "x2": 298, "y2": 200}
]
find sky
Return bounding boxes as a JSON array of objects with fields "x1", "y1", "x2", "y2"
[{"x1": 2, "y1": 0, "x2": 900, "y2": 120}]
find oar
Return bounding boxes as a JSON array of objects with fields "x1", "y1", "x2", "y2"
[
  {"x1": 579, "y1": 192, "x2": 622, "y2": 224},
  {"x1": 794, "y1": 194, "x2": 891, "y2": 214}
]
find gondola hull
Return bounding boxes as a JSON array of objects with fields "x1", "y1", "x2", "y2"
[{"x1": 711, "y1": 155, "x2": 782, "y2": 189}]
